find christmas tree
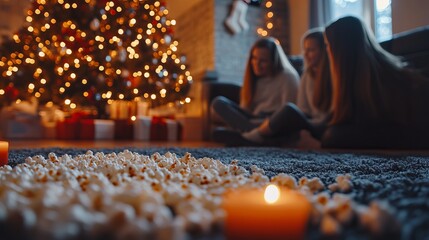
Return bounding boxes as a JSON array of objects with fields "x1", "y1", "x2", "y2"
[{"x1": 0, "y1": 0, "x2": 192, "y2": 114}]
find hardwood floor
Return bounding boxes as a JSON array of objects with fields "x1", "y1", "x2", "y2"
[{"x1": 8, "y1": 139, "x2": 223, "y2": 149}]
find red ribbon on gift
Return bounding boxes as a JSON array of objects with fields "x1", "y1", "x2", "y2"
[
  {"x1": 79, "y1": 119, "x2": 95, "y2": 140},
  {"x1": 150, "y1": 116, "x2": 168, "y2": 141},
  {"x1": 70, "y1": 111, "x2": 93, "y2": 121},
  {"x1": 56, "y1": 111, "x2": 93, "y2": 140},
  {"x1": 56, "y1": 118, "x2": 80, "y2": 139}
]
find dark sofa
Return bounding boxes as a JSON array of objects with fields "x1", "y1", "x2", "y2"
[
  {"x1": 201, "y1": 25, "x2": 429, "y2": 146},
  {"x1": 380, "y1": 25, "x2": 429, "y2": 77}
]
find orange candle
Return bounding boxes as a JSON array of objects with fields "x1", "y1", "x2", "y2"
[
  {"x1": 223, "y1": 184, "x2": 311, "y2": 240},
  {"x1": 0, "y1": 141, "x2": 9, "y2": 166}
]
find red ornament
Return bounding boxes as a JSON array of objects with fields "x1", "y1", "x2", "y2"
[
  {"x1": 86, "y1": 88, "x2": 95, "y2": 101},
  {"x1": 166, "y1": 27, "x2": 174, "y2": 34},
  {"x1": 4, "y1": 85, "x2": 19, "y2": 101},
  {"x1": 129, "y1": 76, "x2": 141, "y2": 88}
]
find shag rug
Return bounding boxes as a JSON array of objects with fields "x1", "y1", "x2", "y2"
[{"x1": 5, "y1": 146, "x2": 429, "y2": 240}]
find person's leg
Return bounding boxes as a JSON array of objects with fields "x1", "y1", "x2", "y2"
[
  {"x1": 242, "y1": 103, "x2": 312, "y2": 142},
  {"x1": 268, "y1": 103, "x2": 312, "y2": 136},
  {"x1": 310, "y1": 123, "x2": 327, "y2": 140},
  {"x1": 211, "y1": 96, "x2": 257, "y2": 132}
]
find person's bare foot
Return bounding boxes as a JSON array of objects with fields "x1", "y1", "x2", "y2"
[
  {"x1": 258, "y1": 118, "x2": 273, "y2": 136},
  {"x1": 242, "y1": 128, "x2": 264, "y2": 143}
]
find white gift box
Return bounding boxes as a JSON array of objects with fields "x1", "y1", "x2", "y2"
[
  {"x1": 165, "y1": 119, "x2": 179, "y2": 141},
  {"x1": 134, "y1": 116, "x2": 152, "y2": 141},
  {"x1": 79, "y1": 119, "x2": 115, "y2": 140},
  {"x1": 94, "y1": 120, "x2": 115, "y2": 139},
  {"x1": 134, "y1": 116, "x2": 181, "y2": 141}
]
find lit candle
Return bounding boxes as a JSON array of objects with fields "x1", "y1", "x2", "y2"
[
  {"x1": 0, "y1": 141, "x2": 9, "y2": 166},
  {"x1": 223, "y1": 184, "x2": 311, "y2": 240}
]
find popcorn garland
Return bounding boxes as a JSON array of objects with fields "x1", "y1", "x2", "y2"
[{"x1": 0, "y1": 151, "x2": 399, "y2": 239}]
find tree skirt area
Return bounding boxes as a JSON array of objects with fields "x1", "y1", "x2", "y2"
[{"x1": 3, "y1": 147, "x2": 429, "y2": 240}]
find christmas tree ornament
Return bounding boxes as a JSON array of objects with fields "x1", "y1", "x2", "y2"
[
  {"x1": 90, "y1": 18, "x2": 100, "y2": 31},
  {"x1": 121, "y1": 69, "x2": 130, "y2": 78},
  {"x1": 119, "y1": 48, "x2": 127, "y2": 62},
  {"x1": 4, "y1": 85, "x2": 19, "y2": 102},
  {"x1": 164, "y1": 35, "x2": 172, "y2": 44}
]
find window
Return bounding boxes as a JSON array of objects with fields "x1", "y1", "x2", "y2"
[
  {"x1": 374, "y1": 0, "x2": 392, "y2": 41},
  {"x1": 331, "y1": 0, "x2": 363, "y2": 21},
  {"x1": 330, "y1": 0, "x2": 392, "y2": 41}
]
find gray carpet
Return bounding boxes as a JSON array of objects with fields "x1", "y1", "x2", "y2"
[{"x1": 7, "y1": 147, "x2": 429, "y2": 240}]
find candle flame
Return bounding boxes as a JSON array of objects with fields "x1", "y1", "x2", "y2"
[{"x1": 264, "y1": 184, "x2": 280, "y2": 204}]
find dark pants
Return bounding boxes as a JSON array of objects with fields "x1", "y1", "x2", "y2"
[
  {"x1": 268, "y1": 103, "x2": 326, "y2": 140},
  {"x1": 211, "y1": 96, "x2": 262, "y2": 132}
]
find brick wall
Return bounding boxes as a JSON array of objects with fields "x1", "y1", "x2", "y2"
[
  {"x1": 214, "y1": 0, "x2": 263, "y2": 84},
  {"x1": 172, "y1": 0, "x2": 215, "y2": 115},
  {"x1": 174, "y1": 0, "x2": 216, "y2": 84}
]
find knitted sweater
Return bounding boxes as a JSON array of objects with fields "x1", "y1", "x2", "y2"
[
  {"x1": 249, "y1": 70, "x2": 299, "y2": 117},
  {"x1": 297, "y1": 71, "x2": 330, "y2": 125}
]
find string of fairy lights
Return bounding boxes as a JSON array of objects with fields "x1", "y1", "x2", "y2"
[
  {"x1": 257, "y1": 0, "x2": 273, "y2": 37},
  {"x1": 0, "y1": 0, "x2": 192, "y2": 111}
]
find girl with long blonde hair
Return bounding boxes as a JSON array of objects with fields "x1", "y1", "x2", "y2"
[{"x1": 211, "y1": 37, "x2": 299, "y2": 132}]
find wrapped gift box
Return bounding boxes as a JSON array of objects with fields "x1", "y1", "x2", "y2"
[
  {"x1": 42, "y1": 122, "x2": 56, "y2": 139},
  {"x1": 114, "y1": 119, "x2": 134, "y2": 140},
  {"x1": 79, "y1": 119, "x2": 115, "y2": 140},
  {"x1": 56, "y1": 118, "x2": 80, "y2": 140},
  {"x1": 134, "y1": 116, "x2": 152, "y2": 141},
  {"x1": 56, "y1": 110, "x2": 98, "y2": 140},
  {"x1": 136, "y1": 101, "x2": 150, "y2": 117},
  {"x1": 134, "y1": 116, "x2": 181, "y2": 141},
  {"x1": 109, "y1": 100, "x2": 137, "y2": 119},
  {"x1": 39, "y1": 106, "x2": 65, "y2": 139},
  {"x1": 176, "y1": 115, "x2": 204, "y2": 141},
  {"x1": 0, "y1": 112, "x2": 43, "y2": 139},
  {"x1": 0, "y1": 98, "x2": 43, "y2": 139}
]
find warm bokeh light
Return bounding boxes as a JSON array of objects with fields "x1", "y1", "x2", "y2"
[
  {"x1": 264, "y1": 184, "x2": 280, "y2": 204},
  {"x1": 258, "y1": 1, "x2": 274, "y2": 36}
]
